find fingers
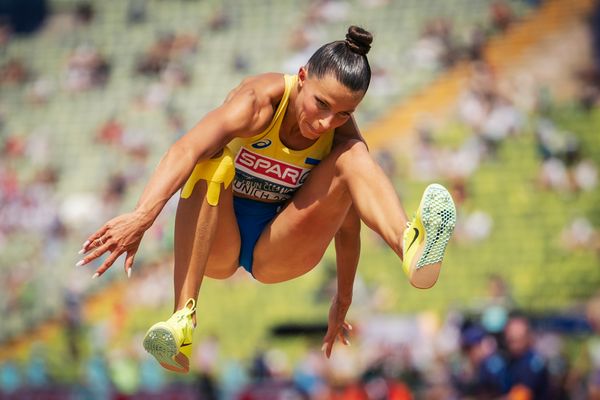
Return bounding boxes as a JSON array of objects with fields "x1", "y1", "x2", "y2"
[
  {"x1": 343, "y1": 321, "x2": 353, "y2": 332},
  {"x1": 93, "y1": 249, "x2": 124, "y2": 278},
  {"x1": 124, "y1": 251, "x2": 136, "y2": 278},
  {"x1": 80, "y1": 226, "x2": 109, "y2": 254},
  {"x1": 322, "y1": 321, "x2": 353, "y2": 358},
  {"x1": 76, "y1": 241, "x2": 112, "y2": 267},
  {"x1": 321, "y1": 337, "x2": 334, "y2": 359}
]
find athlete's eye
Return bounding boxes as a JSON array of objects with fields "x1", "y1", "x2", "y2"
[{"x1": 316, "y1": 98, "x2": 328, "y2": 109}]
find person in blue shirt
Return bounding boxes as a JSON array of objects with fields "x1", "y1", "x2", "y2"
[{"x1": 504, "y1": 315, "x2": 550, "y2": 400}]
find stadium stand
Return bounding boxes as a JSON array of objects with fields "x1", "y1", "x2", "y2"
[{"x1": 1, "y1": 0, "x2": 599, "y2": 398}]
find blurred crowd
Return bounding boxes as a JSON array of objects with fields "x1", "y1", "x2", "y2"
[{"x1": 1, "y1": 0, "x2": 600, "y2": 399}]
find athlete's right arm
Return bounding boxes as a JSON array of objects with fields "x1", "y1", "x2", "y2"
[{"x1": 77, "y1": 75, "x2": 282, "y2": 277}]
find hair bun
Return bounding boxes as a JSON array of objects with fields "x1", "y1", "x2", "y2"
[{"x1": 345, "y1": 26, "x2": 373, "y2": 56}]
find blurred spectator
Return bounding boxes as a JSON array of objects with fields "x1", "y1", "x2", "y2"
[
  {"x1": 0, "y1": 58, "x2": 29, "y2": 86},
  {"x1": 361, "y1": 350, "x2": 415, "y2": 400},
  {"x1": 208, "y1": 7, "x2": 231, "y2": 32},
  {"x1": 293, "y1": 350, "x2": 328, "y2": 398},
  {"x1": 575, "y1": 67, "x2": 600, "y2": 110},
  {"x1": 239, "y1": 349, "x2": 307, "y2": 399},
  {"x1": 589, "y1": 0, "x2": 600, "y2": 71},
  {"x1": 451, "y1": 323, "x2": 508, "y2": 398},
  {"x1": 305, "y1": 0, "x2": 351, "y2": 25},
  {"x1": 560, "y1": 217, "x2": 599, "y2": 252},
  {"x1": 135, "y1": 32, "x2": 173, "y2": 76},
  {"x1": 0, "y1": 18, "x2": 11, "y2": 51},
  {"x1": 74, "y1": 2, "x2": 94, "y2": 25},
  {"x1": 233, "y1": 52, "x2": 251, "y2": 73},
  {"x1": 568, "y1": 292, "x2": 600, "y2": 399},
  {"x1": 504, "y1": 315, "x2": 551, "y2": 399},
  {"x1": 410, "y1": 18, "x2": 458, "y2": 71},
  {"x1": 63, "y1": 289, "x2": 82, "y2": 362},
  {"x1": 96, "y1": 116, "x2": 124, "y2": 146},
  {"x1": 83, "y1": 351, "x2": 114, "y2": 398},
  {"x1": 126, "y1": 0, "x2": 147, "y2": 25},
  {"x1": 134, "y1": 31, "x2": 197, "y2": 90},
  {"x1": 480, "y1": 274, "x2": 515, "y2": 336},
  {"x1": 489, "y1": 1, "x2": 515, "y2": 33},
  {"x1": 572, "y1": 159, "x2": 598, "y2": 192},
  {"x1": 193, "y1": 335, "x2": 221, "y2": 400},
  {"x1": 64, "y1": 44, "x2": 111, "y2": 92},
  {"x1": 26, "y1": 76, "x2": 55, "y2": 105},
  {"x1": 288, "y1": 26, "x2": 313, "y2": 53},
  {"x1": 24, "y1": 344, "x2": 49, "y2": 389},
  {"x1": 465, "y1": 24, "x2": 488, "y2": 62},
  {"x1": 0, "y1": 359, "x2": 22, "y2": 396},
  {"x1": 455, "y1": 209, "x2": 493, "y2": 243},
  {"x1": 479, "y1": 96, "x2": 522, "y2": 157},
  {"x1": 535, "y1": 118, "x2": 598, "y2": 193}
]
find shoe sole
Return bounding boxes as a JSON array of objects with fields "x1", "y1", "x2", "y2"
[
  {"x1": 409, "y1": 184, "x2": 456, "y2": 288},
  {"x1": 143, "y1": 325, "x2": 189, "y2": 373}
]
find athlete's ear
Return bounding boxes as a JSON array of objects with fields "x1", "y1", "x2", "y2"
[{"x1": 298, "y1": 66, "x2": 308, "y2": 87}]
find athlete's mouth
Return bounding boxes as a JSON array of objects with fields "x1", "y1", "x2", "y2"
[{"x1": 304, "y1": 122, "x2": 321, "y2": 137}]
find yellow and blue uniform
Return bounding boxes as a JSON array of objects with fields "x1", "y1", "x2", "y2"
[
  {"x1": 182, "y1": 74, "x2": 334, "y2": 273},
  {"x1": 230, "y1": 74, "x2": 333, "y2": 272}
]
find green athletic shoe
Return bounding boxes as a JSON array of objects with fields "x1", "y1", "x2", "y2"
[
  {"x1": 402, "y1": 183, "x2": 456, "y2": 289},
  {"x1": 143, "y1": 298, "x2": 196, "y2": 373}
]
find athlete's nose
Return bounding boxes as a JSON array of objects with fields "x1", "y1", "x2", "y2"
[{"x1": 318, "y1": 114, "x2": 335, "y2": 131}]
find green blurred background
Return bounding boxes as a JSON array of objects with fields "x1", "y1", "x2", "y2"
[{"x1": 0, "y1": 0, "x2": 599, "y2": 398}]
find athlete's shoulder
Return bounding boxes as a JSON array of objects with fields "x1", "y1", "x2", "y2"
[
  {"x1": 221, "y1": 73, "x2": 286, "y2": 137},
  {"x1": 225, "y1": 73, "x2": 285, "y2": 107}
]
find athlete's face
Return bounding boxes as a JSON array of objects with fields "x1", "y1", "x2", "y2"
[{"x1": 296, "y1": 67, "x2": 365, "y2": 140}]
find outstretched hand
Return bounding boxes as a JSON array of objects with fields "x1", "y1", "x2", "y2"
[
  {"x1": 322, "y1": 296, "x2": 352, "y2": 358},
  {"x1": 77, "y1": 211, "x2": 147, "y2": 278}
]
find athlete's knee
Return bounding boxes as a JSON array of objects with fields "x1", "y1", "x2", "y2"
[
  {"x1": 252, "y1": 268, "x2": 279, "y2": 284},
  {"x1": 336, "y1": 138, "x2": 367, "y2": 154},
  {"x1": 335, "y1": 139, "x2": 370, "y2": 174},
  {"x1": 205, "y1": 264, "x2": 238, "y2": 280},
  {"x1": 180, "y1": 147, "x2": 235, "y2": 206},
  {"x1": 252, "y1": 257, "x2": 321, "y2": 284}
]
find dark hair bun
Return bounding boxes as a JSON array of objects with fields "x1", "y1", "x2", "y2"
[{"x1": 345, "y1": 26, "x2": 373, "y2": 56}]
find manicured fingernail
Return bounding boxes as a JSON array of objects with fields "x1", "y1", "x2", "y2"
[
  {"x1": 127, "y1": 268, "x2": 132, "y2": 278},
  {"x1": 78, "y1": 248, "x2": 85, "y2": 255},
  {"x1": 82, "y1": 240, "x2": 90, "y2": 247},
  {"x1": 321, "y1": 343, "x2": 327, "y2": 353},
  {"x1": 348, "y1": 324, "x2": 353, "y2": 331},
  {"x1": 76, "y1": 260, "x2": 85, "y2": 267},
  {"x1": 92, "y1": 272, "x2": 99, "y2": 279}
]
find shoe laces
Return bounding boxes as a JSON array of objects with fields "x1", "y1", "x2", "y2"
[{"x1": 172, "y1": 298, "x2": 196, "y2": 328}]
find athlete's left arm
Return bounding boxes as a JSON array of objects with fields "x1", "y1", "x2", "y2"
[{"x1": 322, "y1": 205, "x2": 361, "y2": 358}]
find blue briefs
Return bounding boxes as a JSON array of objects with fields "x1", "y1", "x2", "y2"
[{"x1": 233, "y1": 196, "x2": 283, "y2": 274}]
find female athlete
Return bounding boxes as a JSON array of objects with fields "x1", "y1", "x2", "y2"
[{"x1": 77, "y1": 26, "x2": 457, "y2": 373}]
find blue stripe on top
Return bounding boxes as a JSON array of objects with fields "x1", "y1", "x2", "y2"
[{"x1": 304, "y1": 157, "x2": 320, "y2": 166}]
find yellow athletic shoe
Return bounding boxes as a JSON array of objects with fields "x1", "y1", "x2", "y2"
[
  {"x1": 403, "y1": 183, "x2": 456, "y2": 289},
  {"x1": 143, "y1": 298, "x2": 196, "y2": 373}
]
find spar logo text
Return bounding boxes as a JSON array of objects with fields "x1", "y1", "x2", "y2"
[{"x1": 235, "y1": 148, "x2": 309, "y2": 187}]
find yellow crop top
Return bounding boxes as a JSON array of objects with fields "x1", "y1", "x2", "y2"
[{"x1": 228, "y1": 74, "x2": 334, "y2": 202}]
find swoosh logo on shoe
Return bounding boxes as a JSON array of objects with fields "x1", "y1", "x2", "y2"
[
  {"x1": 181, "y1": 342, "x2": 192, "y2": 347},
  {"x1": 407, "y1": 227, "x2": 419, "y2": 252}
]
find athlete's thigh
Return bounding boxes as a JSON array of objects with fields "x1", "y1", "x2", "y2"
[{"x1": 252, "y1": 144, "x2": 354, "y2": 283}]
